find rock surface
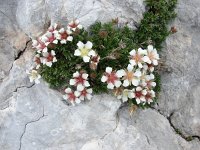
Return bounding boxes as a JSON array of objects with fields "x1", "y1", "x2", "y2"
[
  {"x1": 0, "y1": 0, "x2": 200, "y2": 150},
  {"x1": 156, "y1": 0, "x2": 200, "y2": 138}
]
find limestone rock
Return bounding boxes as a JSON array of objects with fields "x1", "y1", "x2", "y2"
[{"x1": 156, "y1": 0, "x2": 200, "y2": 138}]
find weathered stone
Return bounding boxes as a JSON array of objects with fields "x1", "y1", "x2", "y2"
[
  {"x1": 1, "y1": 84, "x2": 199, "y2": 150},
  {"x1": 16, "y1": 0, "x2": 145, "y2": 37},
  {"x1": 156, "y1": 0, "x2": 200, "y2": 138},
  {"x1": 0, "y1": 0, "x2": 29, "y2": 80}
]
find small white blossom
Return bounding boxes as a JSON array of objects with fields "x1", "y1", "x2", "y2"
[
  {"x1": 56, "y1": 28, "x2": 73, "y2": 44},
  {"x1": 76, "y1": 88, "x2": 93, "y2": 101},
  {"x1": 69, "y1": 71, "x2": 90, "y2": 91},
  {"x1": 145, "y1": 90, "x2": 156, "y2": 104},
  {"x1": 26, "y1": 69, "x2": 41, "y2": 84},
  {"x1": 42, "y1": 50, "x2": 57, "y2": 67},
  {"x1": 32, "y1": 38, "x2": 48, "y2": 53},
  {"x1": 68, "y1": 19, "x2": 83, "y2": 31},
  {"x1": 48, "y1": 23, "x2": 58, "y2": 32},
  {"x1": 63, "y1": 88, "x2": 81, "y2": 105},
  {"x1": 132, "y1": 86, "x2": 147, "y2": 104},
  {"x1": 74, "y1": 41, "x2": 96, "y2": 62},
  {"x1": 129, "y1": 48, "x2": 148, "y2": 68},
  {"x1": 118, "y1": 64, "x2": 142, "y2": 87},
  {"x1": 117, "y1": 89, "x2": 134, "y2": 103},
  {"x1": 101, "y1": 67, "x2": 122, "y2": 89},
  {"x1": 41, "y1": 31, "x2": 58, "y2": 46},
  {"x1": 141, "y1": 74, "x2": 156, "y2": 89},
  {"x1": 144, "y1": 45, "x2": 160, "y2": 65}
]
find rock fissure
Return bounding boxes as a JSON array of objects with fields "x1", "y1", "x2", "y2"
[
  {"x1": 151, "y1": 107, "x2": 200, "y2": 142},
  {"x1": 19, "y1": 106, "x2": 46, "y2": 150},
  {"x1": 15, "y1": 40, "x2": 31, "y2": 61}
]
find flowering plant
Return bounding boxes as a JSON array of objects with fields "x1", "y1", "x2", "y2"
[{"x1": 27, "y1": 19, "x2": 162, "y2": 109}]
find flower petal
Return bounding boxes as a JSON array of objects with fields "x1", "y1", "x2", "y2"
[
  {"x1": 114, "y1": 80, "x2": 121, "y2": 88},
  {"x1": 77, "y1": 41, "x2": 84, "y2": 49},
  {"x1": 134, "y1": 70, "x2": 142, "y2": 77},
  {"x1": 116, "y1": 69, "x2": 125, "y2": 78},
  {"x1": 132, "y1": 79, "x2": 140, "y2": 86},
  {"x1": 127, "y1": 64, "x2": 133, "y2": 71},
  {"x1": 74, "y1": 49, "x2": 81, "y2": 56},
  {"x1": 73, "y1": 71, "x2": 80, "y2": 77},
  {"x1": 106, "y1": 67, "x2": 112, "y2": 74},
  {"x1": 136, "y1": 98, "x2": 140, "y2": 104},
  {"x1": 107, "y1": 83, "x2": 114, "y2": 89},
  {"x1": 65, "y1": 88, "x2": 72, "y2": 93},
  {"x1": 85, "y1": 41, "x2": 93, "y2": 49},
  {"x1": 101, "y1": 75, "x2": 108, "y2": 82},
  {"x1": 142, "y1": 56, "x2": 150, "y2": 63},
  {"x1": 83, "y1": 56, "x2": 90, "y2": 62},
  {"x1": 74, "y1": 91, "x2": 81, "y2": 97},
  {"x1": 69, "y1": 79, "x2": 76, "y2": 85},
  {"x1": 88, "y1": 50, "x2": 96, "y2": 56},
  {"x1": 67, "y1": 36, "x2": 73, "y2": 41},
  {"x1": 129, "y1": 49, "x2": 136, "y2": 56},
  {"x1": 82, "y1": 73, "x2": 88, "y2": 79},
  {"x1": 87, "y1": 88, "x2": 93, "y2": 94},
  {"x1": 148, "y1": 45, "x2": 154, "y2": 51},
  {"x1": 84, "y1": 81, "x2": 90, "y2": 87},
  {"x1": 77, "y1": 84, "x2": 84, "y2": 91},
  {"x1": 123, "y1": 79, "x2": 130, "y2": 87}
]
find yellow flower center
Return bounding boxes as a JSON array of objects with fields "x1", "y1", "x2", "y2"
[
  {"x1": 123, "y1": 90, "x2": 129, "y2": 96},
  {"x1": 125, "y1": 71, "x2": 134, "y2": 81},
  {"x1": 80, "y1": 47, "x2": 89, "y2": 57},
  {"x1": 31, "y1": 71, "x2": 38, "y2": 79}
]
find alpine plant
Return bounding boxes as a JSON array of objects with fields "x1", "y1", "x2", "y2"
[{"x1": 27, "y1": 19, "x2": 160, "y2": 107}]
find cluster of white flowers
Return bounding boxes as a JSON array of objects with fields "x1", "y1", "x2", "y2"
[
  {"x1": 28, "y1": 19, "x2": 83, "y2": 84},
  {"x1": 63, "y1": 71, "x2": 93, "y2": 105},
  {"x1": 101, "y1": 45, "x2": 159, "y2": 105}
]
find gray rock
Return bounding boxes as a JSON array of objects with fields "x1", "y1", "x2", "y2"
[
  {"x1": 16, "y1": 0, "x2": 145, "y2": 37},
  {"x1": 156, "y1": 0, "x2": 200, "y2": 137},
  {"x1": 0, "y1": 0, "x2": 29, "y2": 80},
  {"x1": 0, "y1": 83, "x2": 199, "y2": 150}
]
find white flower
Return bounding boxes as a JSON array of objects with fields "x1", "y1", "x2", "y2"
[
  {"x1": 42, "y1": 50, "x2": 57, "y2": 67},
  {"x1": 74, "y1": 41, "x2": 96, "y2": 62},
  {"x1": 145, "y1": 90, "x2": 156, "y2": 104},
  {"x1": 76, "y1": 88, "x2": 93, "y2": 101},
  {"x1": 118, "y1": 64, "x2": 142, "y2": 87},
  {"x1": 68, "y1": 19, "x2": 83, "y2": 31},
  {"x1": 48, "y1": 23, "x2": 58, "y2": 32},
  {"x1": 41, "y1": 31, "x2": 58, "y2": 46},
  {"x1": 56, "y1": 28, "x2": 73, "y2": 44},
  {"x1": 117, "y1": 89, "x2": 133, "y2": 103},
  {"x1": 129, "y1": 48, "x2": 148, "y2": 68},
  {"x1": 141, "y1": 74, "x2": 156, "y2": 89},
  {"x1": 69, "y1": 71, "x2": 90, "y2": 91},
  {"x1": 132, "y1": 86, "x2": 147, "y2": 104},
  {"x1": 26, "y1": 69, "x2": 41, "y2": 84},
  {"x1": 144, "y1": 45, "x2": 160, "y2": 65},
  {"x1": 63, "y1": 88, "x2": 81, "y2": 105},
  {"x1": 32, "y1": 38, "x2": 48, "y2": 53},
  {"x1": 101, "y1": 67, "x2": 122, "y2": 89}
]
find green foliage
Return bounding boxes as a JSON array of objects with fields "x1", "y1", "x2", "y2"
[
  {"x1": 40, "y1": 0, "x2": 177, "y2": 107},
  {"x1": 135, "y1": 0, "x2": 177, "y2": 49}
]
